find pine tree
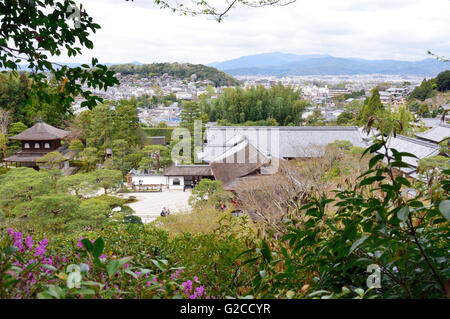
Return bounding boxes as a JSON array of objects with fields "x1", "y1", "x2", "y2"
[{"x1": 180, "y1": 101, "x2": 201, "y2": 131}]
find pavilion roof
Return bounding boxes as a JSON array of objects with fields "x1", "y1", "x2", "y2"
[{"x1": 9, "y1": 122, "x2": 70, "y2": 141}]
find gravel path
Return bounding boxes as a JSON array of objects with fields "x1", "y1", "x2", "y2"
[{"x1": 124, "y1": 189, "x2": 192, "y2": 223}]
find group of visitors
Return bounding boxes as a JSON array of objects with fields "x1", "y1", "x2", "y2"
[{"x1": 160, "y1": 207, "x2": 171, "y2": 217}]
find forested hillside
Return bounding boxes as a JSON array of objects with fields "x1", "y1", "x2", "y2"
[{"x1": 109, "y1": 63, "x2": 240, "y2": 87}]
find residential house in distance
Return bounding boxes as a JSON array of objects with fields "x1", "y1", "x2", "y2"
[
  {"x1": 4, "y1": 121, "x2": 78, "y2": 174},
  {"x1": 328, "y1": 87, "x2": 350, "y2": 98}
]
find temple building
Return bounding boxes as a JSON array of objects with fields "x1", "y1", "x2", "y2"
[{"x1": 4, "y1": 121, "x2": 78, "y2": 173}]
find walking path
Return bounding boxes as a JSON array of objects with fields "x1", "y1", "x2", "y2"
[{"x1": 123, "y1": 189, "x2": 192, "y2": 223}]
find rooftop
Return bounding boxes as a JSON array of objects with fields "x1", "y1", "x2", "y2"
[
  {"x1": 9, "y1": 122, "x2": 70, "y2": 141},
  {"x1": 203, "y1": 126, "x2": 371, "y2": 160},
  {"x1": 381, "y1": 135, "x2": 440, "y2": 167},
  {"x1": 415, "y1": 124, "x2": 450, "y2": 144},
  {"x1": 163, "y1": 163, "x2": 213, "y2": 176}
]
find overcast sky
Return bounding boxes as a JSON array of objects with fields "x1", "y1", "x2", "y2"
[{"x1": 61, "y1": 0, "x2": 450, "y2": 65}]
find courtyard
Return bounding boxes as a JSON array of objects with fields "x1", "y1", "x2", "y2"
[{"x1": 122, "y1": 189, "x2": 192, "y2": 223}]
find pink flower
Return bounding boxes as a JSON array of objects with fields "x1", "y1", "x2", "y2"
[
  {"x1": 34, "y1": 239, "x2": 49, "y2": 258},
  {"x1": 76, "y1": 237, "x2": 85, "y2": 249},
  {"x1": 25, "y1": 236, "x2": 33, "y2": 250},
  {"x1": 195, "y1": 286, "x2": 205, "y2": 297},
  {"x1": 8, "y1": 229, "x2": 25, "y2": 252}
]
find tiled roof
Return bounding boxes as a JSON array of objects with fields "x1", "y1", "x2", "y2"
[
  {"x1": 415, "y1": 124, "x2": 450, "y2": 144},
  {"x1": 202, "y1": 126, "x2": 370, "y2": 160},
  {"x1": 381, "y1": 135, "x2": 440, "y2": 168},
  {"x1": 210, "y1": 141, "x2": 270, "y2": 185},
  {"x1": 163, "y1": 163, "x2": 213, "y2": 176},
  {"x1": 9, "y1": 122, "x2": 70, "y2": 141}
]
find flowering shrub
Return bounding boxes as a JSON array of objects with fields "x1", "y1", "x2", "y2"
[{"x1": 0, "y1": 229, "x2": 214, "y2": 299}]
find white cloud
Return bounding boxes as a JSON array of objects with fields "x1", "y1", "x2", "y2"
[{"x1": 57, "y1": 0, "x2": 450, "y2": 64}]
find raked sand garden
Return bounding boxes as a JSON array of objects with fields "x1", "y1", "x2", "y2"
[{"x1": 122, "y1": 189, "x2": 192, "y2": 223}]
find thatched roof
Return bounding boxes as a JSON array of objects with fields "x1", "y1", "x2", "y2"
[
  {"x1": 9, "y1": 122, "x2": 70, "y2": 141},
  {"x1": 163, "y1": 163, "x2": 213, "y2": 176}
]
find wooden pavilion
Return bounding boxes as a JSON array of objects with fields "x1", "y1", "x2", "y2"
[{"x1": 4, "y1": 121, "x2": 78, "y2": 172}]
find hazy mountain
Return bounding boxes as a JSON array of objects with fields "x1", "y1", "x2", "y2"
[
  {"x1": 209, "y1": 52, "x2": 331, "y2": 70},
  {"x1": 208, "y1": 53, "x2": 449, "y2": 76}
]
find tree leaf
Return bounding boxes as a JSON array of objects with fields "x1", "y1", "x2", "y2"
[
  {"x1": 438, "y1": 200, "x2": 450, "y2": 221},
  {"x1": 92, "y1": 237, "x2": 104, "y2": 259},
  {"x1": 81, "y1": 238, "x2": 93, "y2": 253},
  {"x1": 107, "y1": 260, "x2": 119, "y2": 277},
  {"x1": 349, "y1": 236, "x2": 369, "y2": 255},
  {"x1": 397, "y1": 207, "x2": 409, "y2": 222}
]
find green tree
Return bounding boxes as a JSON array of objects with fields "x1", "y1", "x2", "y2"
[
  {"x1": 79, "y1": 147, "x2": 100, "y2": 171},
  {"x1": 69, "y1": 139, "x2": 84, "y2": 151},
  {"x1": 189, "y1": 179, "x2": 232, "y2": 207},
  {"x1": 0, "y1": 132, "x2": 8, "y2": 161},
  {"x1": 56, "y1": 173, "x2": 99, "y2": 198},
  {"x1": 409, "y1": 79, "x2": 437, "y2": 101},
  {"x1": 75, "y1": 102, "x2": 142, "y2": 156},
  {"x1": 18, "y1": 194, "x2": 80, "y2": 232},
  {"x1": 180, "y1": 101, "x2": 201, "y2": 130},
  {"x1": 337, "y1": 111, "x2": 353, "y2": 125},
  {"x1": 112, "y1": 139, "x2": 129, "y2": 173},
  {"x1": 78, "y1": 199, "x2": 111, "y2": 228},
  {"x1": 358, "y1": 88, "x2": 385, "y2": 125},
  {"x1": 37, "y1": 151, "x2": 66, "y2": 169},
  {"x1": 139, "y1": 145, "x2": 172, "y2": 172},
  {"x1": 436, "y1": 70, "x2": 450, "y2": 92},
  {"x1": 0, "y1": 1, "x2": 119, "y2": 112},
  {"x1": 207, "y1": 84, "x2": 307, "y2": 126},
  {"x1": 7, "y1": 122, "x2": 28, "y2": 151},
  {"x1": 0, "y1": 168, "x2": 52, "y2": 215},
  {"x1": 93, "y1": 169, "x2": 122, "y2": 194},
  {"x1": 417, "y1": 103, "x2": 430, "y2": 117}
]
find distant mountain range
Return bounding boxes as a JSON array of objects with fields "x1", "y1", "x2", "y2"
[{"x1": 208, "y1": 52, "x2": 449, "y2": 76}]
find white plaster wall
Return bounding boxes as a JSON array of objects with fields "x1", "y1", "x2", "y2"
[
  {"x1": 168, "y1": 176, "x2": 184, "y2": 190},
  {"x1": 131, "y1": 175, "x2": 168, "y2": 185}
]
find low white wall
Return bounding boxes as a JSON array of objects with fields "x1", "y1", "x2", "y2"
[
  {"x1": 129, "y1": 175, "x2": 187, "y2": 190},
  {"x1": 132, "y1": 175, "x2": 168, "y2": 185},
  {"x1": 168, "y1": 176, "x2": 184, "y2": 190}
]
